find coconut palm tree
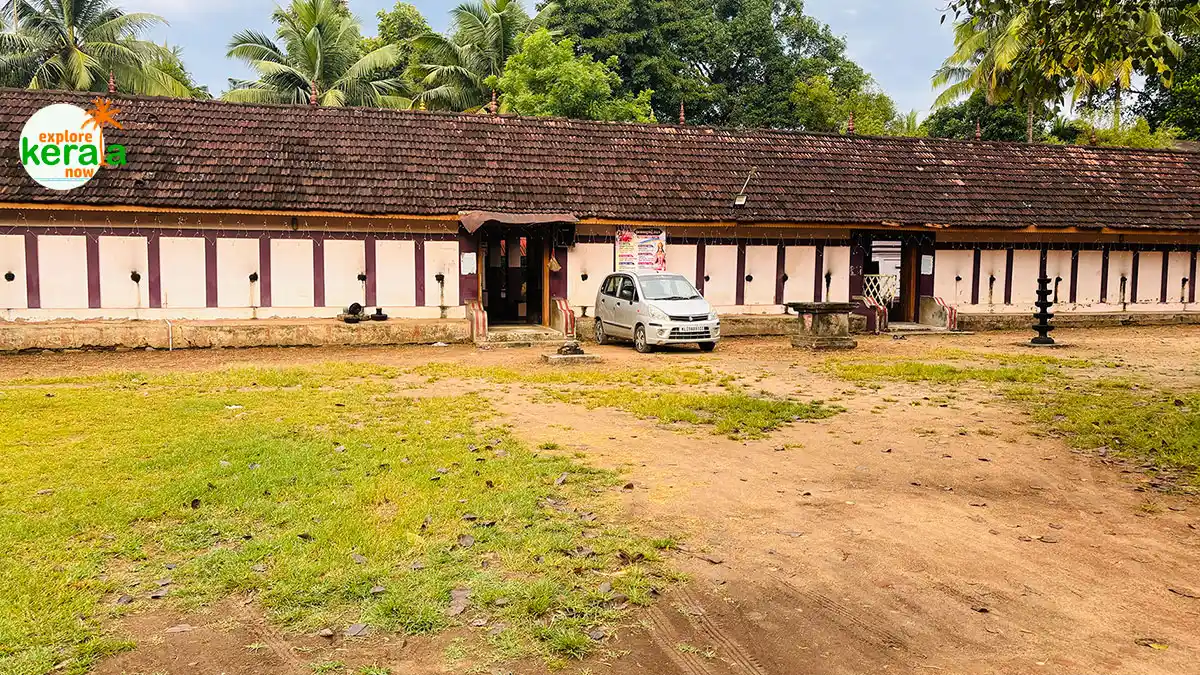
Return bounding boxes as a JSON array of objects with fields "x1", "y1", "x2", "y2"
[
  {"x1": 224, "y1": 0, "x2": 410, "y2": 108},
  {"x1": 932, "y1": 9, "x2": 1063, "y2": 143},
  {"x1": 0, "y1": 0, "x2": 192, "y2": 95},
  {"x1": 413, "y1": 0, "x2": 556, "y2": 112}
]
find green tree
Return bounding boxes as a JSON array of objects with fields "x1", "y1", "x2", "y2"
[
  {"x1": 922, "y1": 91, "x2": 1032, "y2": 142},
  {"x1": 224, "y1": 0, "x2": 409, "y2": 107},
  {"x1": 494, "y1": 28, "x2": 653, "y2": 121},
  {"x1": 415, "y1": 0, "x2": 556, "y2": 111},
  {"x1": 789, "y1": 75, "x2": 899, "y2": 134},
  {"x1": 361, "y1": 2, "x2": 429, "y2": 76},
  {"x1": 549, "y1": 0, "x2": 879, "y2": 129},
  {"x1": 887, "y1": 110, "x2": 925, "y2": 137},
  {"x1": 933, "y1": 10, "x2": 1065, "y2": 142},
  {"x1": 0, "y1": 0, "x2": 193, "y2": 95}
]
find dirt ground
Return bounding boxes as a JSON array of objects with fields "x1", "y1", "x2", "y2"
[{"x1": 7, "y1": 326, "x2": 1200, "y2": 675}]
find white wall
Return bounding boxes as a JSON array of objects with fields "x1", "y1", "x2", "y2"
[
  {"x1": 665, "y1": 243, "x2": 697, "y2": 286},
  {"x1": 824, "y1": 246, "x2": 851, "y2": 303},
  {"x1": 1136, "y1": 252, "x2": 1164, "y2": 305},
  {"x1": 1107, "y1": 251, "x2": 1134, "y2": 305},
  {"x1": 568, "y1": 243, "x2": 615, "y2": 313},
  {"x1": 0, "y1": 235, "x2": 27, "y2": 310},
  {"x1": 1076, "y1": 251, "x2": 1103, "y2": 305},
  {"x1": 933, "y1": 250, "x2": 973, "y2": 306},
  {"x1": 99, "y1": 236, "x2": 149, "y2": 310},
  {"x1": 376, "y1": 239, "x2": 416, "y2": 307},
  {"x1": 744, "y1": 245, "x2": 778, "y2": 305},
  {"x1": 703, "y1": 245, "x2": 738, "y2": 306},
  {"x1": 160, "y1": 237, "x2": 206, "y2": 308},
  {"x1": 270, "y1": 239, "x2": 311, "y2": 308},
  {"x1": 324, "y1": 239, "x2": 365, "y2": 309},
  {"x1": 424, "y1": 240, "x2": 460, "y2": 308},
  {"x1": 38, "y1": 235, "x2": 88, "y2": 309},
  {"x1": 783, "y1": 246, "x2": 816, "y2": 304},
  {"x1": 218, "y1": 238, "x2": 261, "y2": 308},
  {"x1": 1168, "y1": 252, "x2": 1192, "y2": 304},
  {"x1": 1009, "y1": 250, "x2": 1041, "y2": 306}
]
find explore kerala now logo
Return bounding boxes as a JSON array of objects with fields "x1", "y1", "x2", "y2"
[{"x1": 19, "y1": 98, "x2": 127, "y2": 191}]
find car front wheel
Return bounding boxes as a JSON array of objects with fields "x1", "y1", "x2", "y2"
[
  {"x1": 699, "y1": 341, "x2": 717, "y2": 352},
  {"x1": 595, "y1": 319, "x2": 609, "y2": 345},
  {"x1": 634, "y1": 325, "x2": 654, "y2": 353}
]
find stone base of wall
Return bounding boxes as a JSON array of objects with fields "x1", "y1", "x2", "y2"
[
  {"x1": 958, "y1": 311, "x2": 1200, "y2": 332},
  {"x1": 0, "y1": 318, "x2": 470, "y2": 352}
]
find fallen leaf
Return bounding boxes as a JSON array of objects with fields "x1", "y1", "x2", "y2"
[
  {"x1": 115, "y1": 595, "x2": 133, "y2": 606},
  {"x1": 1168, "y1": 586, "x2": 1200, "y2": 599},
  {"x1": 1135, "y1": 637, "x2": 1169, "y2": 650},
  {"x1": 369, "y1": 585, "x2": 385, "y2": 595},
  {"x1": 555, "y1": 472, "x2": 569, "y2": 486},
  {"x1": 317, "y1": 628, "x2": 334, "y2": 638},
  {"x1": 598, "y1": 581, "x2": 613, "y2": 594},
  {"x1": 345, "y1": 623, "x2": 369, "y2": 637},
  {"x1": 700, "y1": 554, "x2": 724, "y2": 565},
  {"x1": 165, "y1": 624, "x2": 193, "y2": 634},
  {"x1": 352, "y1": 553, "x2": 367, "y2": 565},
  {"x1": 458, "y1": 534, "x2": 475, "y2": 548}
]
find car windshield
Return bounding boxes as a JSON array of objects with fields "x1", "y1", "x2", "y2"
[{"x1": 640, "y1": 275, "x2": 702, "y2": 301}]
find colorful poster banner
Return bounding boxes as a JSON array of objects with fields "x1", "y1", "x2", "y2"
[{"x1": 616, "y1": 227, "x2": 667, "y2": 273}]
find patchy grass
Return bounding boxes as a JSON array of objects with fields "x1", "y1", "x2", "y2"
[
  {"x1": 1015, "y1": 380, "x2": 1200, "y2": 485},
  {"x1": 925, "y1": 348, "x2": 1094, "y2": 369},
  {"x1": 0, "y1": 367, "x2": 671, "y2": 675},
  {"x1": 546, "y1": 390, "x2": 838, "y2": 439},
  {"x1": 826, "y1": 360, "x2": 1053, "y2": 385},
  {"x1": 409, "y1": 363, "x2": 724, "y2": 387}
]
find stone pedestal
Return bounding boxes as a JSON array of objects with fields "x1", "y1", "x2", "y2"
[{"x1": 787, "y1": 302, "x2": 858, "y2": 350}]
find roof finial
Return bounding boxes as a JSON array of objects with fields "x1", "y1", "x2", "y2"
[
  {"x1": 418, "y1": 98, "x2": 426, "y2": 111},
  {"x1": 309, "y1": 80, "x2": 319, "y2": 106},
  {"x1": 679, "y1": 100, "x2": 685, "y2": 126},
  {"x1": 847, "y1": 111, "x2": 855, "y2": 135},
  {"x1": 108, "y1": 71, "x2": 116, "y2": 94},
  {"x1": 1090, "y1": 127, "x2": 1098, "y2": 145},
  {"x1": 975, "y1": 119, "x2": 981, "y2": 141},
  {"x1": 489, "y1": 89, "x2": 498, "y2": 115}
]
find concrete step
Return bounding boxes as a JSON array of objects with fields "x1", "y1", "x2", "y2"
[{"x1": 484, "y1": 326, "x2": 566, "y2": 348}]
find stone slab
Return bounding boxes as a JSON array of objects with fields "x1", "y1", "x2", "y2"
[{"x1": 541, "y1": 353, "x2": 602, "y2": 365}]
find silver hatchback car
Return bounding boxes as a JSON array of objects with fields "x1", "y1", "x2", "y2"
[{"x1": 593, "y1": 272, "x2": 720, "y2": 353}]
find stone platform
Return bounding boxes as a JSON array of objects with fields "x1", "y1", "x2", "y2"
[{"x1": 0, "y1": 318, "x2": 470, "y2": 352}]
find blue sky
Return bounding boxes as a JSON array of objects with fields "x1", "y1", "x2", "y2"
[{"x1": 126, "y1": 0, "x2": 954, "y2": 116}]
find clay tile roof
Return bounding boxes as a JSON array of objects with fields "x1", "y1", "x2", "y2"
[{"x1": 2, "y1": 88, "x2": 1200, "y2": 230}]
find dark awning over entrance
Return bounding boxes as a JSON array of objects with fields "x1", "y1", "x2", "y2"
[{"x1": 458, "y1": 211, "x2": 579, "y2": 234}]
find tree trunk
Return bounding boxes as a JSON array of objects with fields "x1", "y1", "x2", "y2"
[
  {"x1": 1027, "y1": 101, "x2": 1035, "y2": 144},
  {"x1": 1113, "y1": 83, "x2": 1122, "y2": 130}
]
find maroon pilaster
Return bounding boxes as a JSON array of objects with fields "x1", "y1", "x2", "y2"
[
  {"x1": 550, "y1": 243, "x2": 568, "y2": 300},
  {"x1": 414, "y1": 237, "x2": 426, "y2": 307},
  {"x1": 24, "y1": 233, "x2": 40, "y2": 309},
  {"x1": 313, "y1": 238, "x2": 325, "y2": 308},
  {"x1": 257, "y1": 237, "x2": 272, "y2": 307},
  {"x1": 1191, "y1": 250, "x2": 1197, "y2": 304},
  {"x1": 970, "y1": 249, "x2": 982, "y2": 305},
  {"x1": 1130, "y1": 250, "x2": 1140, "y2": 303},
  {"x1": 918, "y1": 238, "x2": 936, "y2": 297},
  {"x1": 1100, "y1": 248, "x2": 1110, "y2": 302},
  {"x1": 734, "y1": 242, "x2": 747, "y2": 306},
  {"x1": 1003, "y1": 248, "x2": 1014, "y2": 305},
  {"x1": 1161, "y1": 251, "x2": 1170, "y2": 304},
  {"x1": 205, "y1": 234, "x2": 218, "y2": 308},
  {"x1": 86, "y1": 234, "x2": 101, "y2": 309},
  {"x1": 774, "y1": 244, "x2": 786, "y2": 304},
  {"x1": 1069, "y1": 247, "x2": 1079, "y2": 303},
  {"x1": 813, "y1": 245, "x2": 825, "y2": 302},
  {"x1": 147, "y1": 232, "x2": 162, "y2": 309},
  {"x1": 457, "y1": 230, "x2": 478, "y2": 304},
  {"x1": 694, "y1": 241, "x2": 706, "y2": 295},
  {"x1": 364, "y1": 236, "x2": 376, "y2": 307}
]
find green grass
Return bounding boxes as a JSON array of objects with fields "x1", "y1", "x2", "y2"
[
  {"x1": 547, "y1": 390, "x2": 839, "y2": 439},
  {"x1": 826, "y1": 360, "x2": 1052, "y2": 384},
  {"x1": 0, "y1": 366, "x2": 670, "y2": 675},
  {"x1": 410, "y1": 363, "x2": 721, "y2": 387},
  {"x1": 1014, "y1": 380, "x2": 1200, "y2": 485}
]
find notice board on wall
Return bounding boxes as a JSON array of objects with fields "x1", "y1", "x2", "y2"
[{"x1": 616, "y1": 227, "x2": 667, "y2": 273}]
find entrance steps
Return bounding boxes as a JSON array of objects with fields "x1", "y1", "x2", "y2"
[
  {"x1": 484, "y1": 325, "x2": 566, "y2": 348},
  {"x1": 887, "y1": 322, "x2": 974, "y2": 336}
]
